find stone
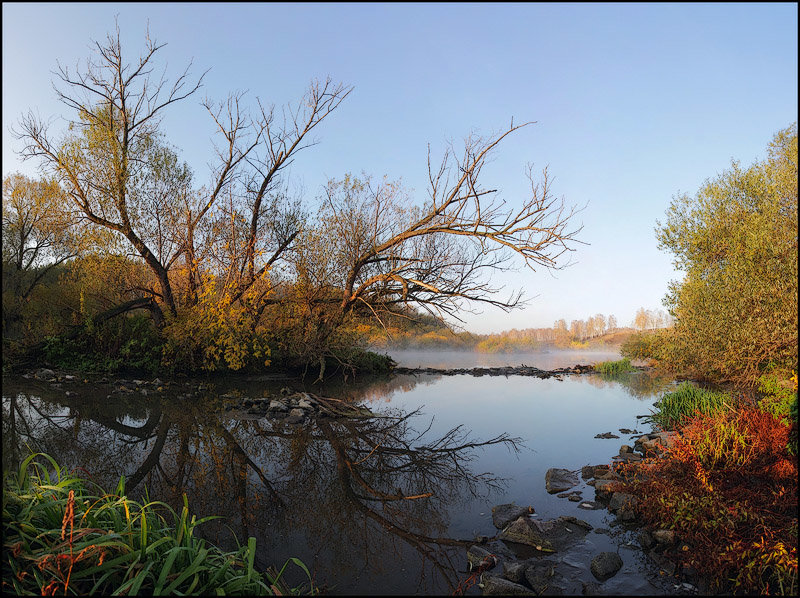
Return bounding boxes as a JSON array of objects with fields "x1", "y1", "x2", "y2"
[
  {"x1": 35, "y1": 368, "x2": 56, "y2": 380},
  {"x1": 589, "y1": 552, "x2": 623, "y2": 580},
  {"x1": 545, "y1": 468, "x2": 579, "y2": 493},
  {"x1": 481, "y1": 575, "x2": 535, "y2": 595},
  {"x1": 568, "y1": 494, "x2": 582, "y2": 502},
  {"x1": 268, "y1": 400, "x2": 288, "y2": 412},
  {"x1": 492, "y1": 503, "x2": 533, "y2": 530},
  {"x1": 582, "y1": 581, "x2": 602, "y2": 595},
  {"x1": 581, "y1": 465, "x2": 595, "y2": 479},
  {"x1": 524, "y1": 559, "x2": 560, "y2": 594},
  {"x1": 297, "y1": 399, "x2": 315, "y2": 410},
  {"x1": 287, "y1": 408, "x2": 305, "y2": 424},
  {"x1": 594, "y1": 432, "x2": 620, "y2": 439},
  {"x1": 619, "y1": 444, "x2": 633, "y2": 454},
  {"x1": 577, "y1": 501, "x2": 602, "y2": 510},
  {"x1": 502, "y1": 560, "x2": 528, "y2": 584},
  {"x1": 593, "y1": 479, "x2": 618, "y2": 499},
  {"x1": 560, "y1": 515, "x2": 593, "y2": 531},
  {"x1": 499, "y1": 517, "x2": 554, "y2": 551},
  {"x1": 467, "y1": 545, "x2": 496, "y2": 570},
  {"x1": 652, "y1": 529, "x2": 676, "y2": 545},
  {"x1": 638, "y1": 529, "x2": 656, "y2": 550},
  {"x1": 608, "y1": 492, "x2": 639, "y2": 514}
]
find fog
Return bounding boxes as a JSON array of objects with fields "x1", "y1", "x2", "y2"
[{"x1": 382, "y1": 348, "x2": 623, "y2": 369}]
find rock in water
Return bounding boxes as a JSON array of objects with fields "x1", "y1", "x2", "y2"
[
  {"x1": 590, "y1": 552, "x2": 623, "y2": 580},
  {"x1": 545, "y1": 468, "x2": 579, "y2": 493},
  {"x1": 499, "y1": 517, "x2": 555, "y2": 552},
  {"x1": 492, "y1": 503, "x2": 534, "y2": 529},
  {"x1": 481, "y1": 575, "x2": 535, "y2": 595}
]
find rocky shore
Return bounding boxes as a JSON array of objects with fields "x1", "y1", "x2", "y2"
[{"x1": 461, "y1": 428, "x2": 706, "y2": 596}]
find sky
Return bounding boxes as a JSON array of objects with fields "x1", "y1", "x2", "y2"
[{"x1": 2, "y1": 3, "x2": 797, "y2": 334}]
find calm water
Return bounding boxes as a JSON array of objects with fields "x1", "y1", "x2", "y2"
[{"x1": 2, "y1": 352, "x2": 678, "y2": 595}]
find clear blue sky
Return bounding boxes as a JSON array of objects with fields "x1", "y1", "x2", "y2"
[{"x1": 3, "y1": 3, "x2": 797, "y2": 334}]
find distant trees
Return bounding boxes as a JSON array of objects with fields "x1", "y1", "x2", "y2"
[
  {"x1": 654, "y1": 123, "x2": 798, "y2": 385},
  {"x1": 633, "y1": 307, "x2": 672, "y2": 331}
]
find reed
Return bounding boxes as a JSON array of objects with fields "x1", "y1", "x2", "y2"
[
  {"x1": 646, "y1": 381, "x2": 729, "y2": 430},
  {"x1": 3, "y1": 453, "x2": 315, "y2": 596},
  {"x1": 594, "y1": 357, "x2": 635, "y2": 375}
]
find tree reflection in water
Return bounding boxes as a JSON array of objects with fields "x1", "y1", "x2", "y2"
[{"x1": 2, "y1": 381, "x2": 522, "y2": 593}]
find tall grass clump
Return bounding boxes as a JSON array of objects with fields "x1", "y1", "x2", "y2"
[
  {"x1": 3, "y1": 453, "x2": 315, "y2": 596},
  {"x1": 647, "y1": 381, "x2": 730, "y2": 430},
  {"x1": 594, "y1": 358, "x2": 635, "y2": 376}
]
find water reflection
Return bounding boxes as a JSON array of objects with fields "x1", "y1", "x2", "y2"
[{"x1": 2, "y1": 382, "x2": 521, "y2": 593}]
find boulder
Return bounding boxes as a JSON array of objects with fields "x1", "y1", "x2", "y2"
[
  {"x1": 545, "y1": 468, "x2": 579, "y2": 493},
  {"x1": 499, "y1": 517, "x2": 555, "y2": 552},
  {"x1": 652, "y1": 529, "x2": 676, "y2": 545},
  {"x1": 589, "y1": 552, "x2": 623, "y2": 580},
  {"x1": 524, "y1": 559, "x2": 560, "y2": 594},
  {"x1": 608, "y1": 492, "x2": 639, "y2": 514},
  {"x1": 638, "y1": 529, "x2": 656, "y2": 550},
  {"x1": 467, "y1": 545, "x2": 496, "y2": 570},
  {"x1": 481, "y1": 575, "x2": 535, "y2": 595},
  {"x1": 35, "y1": 368, "x2": 56, "y2": 380},
  {"x1": 492, "y1": 504, "x2": 534, "y2": 530},
  {"x1": 593, "y1": 479, "x2": 618, "y2": 500},
  {"x1": 502, "y1": 560, "x2": 528, "y2": 584},
  {"x1": 594, "y1": 432, "x2": 620, "y2": 439},
  {"x1": 268, "y1": 400, "x2": 288, "y2": 412}
]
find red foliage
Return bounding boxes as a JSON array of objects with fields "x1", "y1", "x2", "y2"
[{"x1": 621, "y1": 407, "x2": 798, "y2": 594}]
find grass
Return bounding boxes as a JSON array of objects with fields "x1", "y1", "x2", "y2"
[
  {"x1": 2, "y1": 453, "x2": 315, "y2": 596},
  {"x1": 594, "y1": 357, "x2": 636, "y2": 375},
  {"x1": 646, "y1": 381, "x2": 730, "y2": 430}
]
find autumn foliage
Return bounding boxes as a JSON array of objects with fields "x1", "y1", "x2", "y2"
[{"x1": 623, "y1": 406, "x2": 797, "y2": 594}]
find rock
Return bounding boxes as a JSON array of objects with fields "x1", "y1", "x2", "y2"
[
  {"x1": 577, "y1": 501, "x2": 603, "y2": 510},
  {"x1": 560, "y1": 515, "x2": 593, "y2": 531},
  {"x1": 593, "y1": 479, "x2": 618, "y2": 499},
  {"x1": 492, "y1": 504, "x2": 534, "y2": 529},
  {"x1": 481, "y1": 575, "x2": 535, "y2": 595},
  {"x1": 619, "y1": 444, "x2": 633, "y2": 454},
  {"x1": 499, "y1": 517, "x2": 554, "y2": 551},
  {"x1": 590, "y1": 552, "x2": 623, "y2": 580},
  {"x1": 650, "y1": 551, "x2": 677, "y2": 575},
  {"x1": 615, "y1": 451, "x2": 642, "y2": 463},
  {"x1": 618, "y1": 428, "x2": 637, "y2": 434},
  {"x1": 545, "y1": 468, "x2": 579, "y2": 493},
  {"x1": 35, "y1": 368, "x2": 56, "y2": 380},
  {"x1": 568, "y1": 494, "x2": 582, "y2": 502},
  {"x1": 581, "y1": 465, "x2": 595, "y2": 479},
  {"x1": 652, "y1": 529, "x2": 676, "y2": 545},
  {"x1": 297, "y1": 399, "x2": 315, "y2": 410},
  {"x1": 152, "y1": 377, "x2": 163, "y2": 386},
  {"x1": 594, "y1": 432, "x2": 620, "y2": 439},
  {"x1": 582, "y1": 581, "x2": 602, "y2": 595},
  {"x1": 639, "y1": 529, "x2": 656, "y2": 550},
  {"x1": 524, "y1": 559, "x2": 560, "y2": 594},
  {"x1": 608, "y1": 492, "x2": 639, "y2": 514},
  {"x1": 268, "y1": 400, "x2": 288, "y2": 412},
  {"x1": 502, "y1": 560, "x2": 528, "y2": 583},
  {"x1": 467, "y1": 545, "x2": 496, "y2": 570},
  {"x1": 287, "y1": 408, "x2": 305, "y2": 424},
  {"x1": 64, "y1": 375, "x2": 77, "y2": 381}
]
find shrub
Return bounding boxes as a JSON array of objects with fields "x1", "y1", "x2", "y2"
[{"x1": 621, "y1": 407, "x2": 797, "y2": 595}]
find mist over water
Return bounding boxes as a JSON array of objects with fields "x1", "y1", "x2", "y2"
[{"x1": 384, "y1": 348, "x2": 623, "y2": 369}]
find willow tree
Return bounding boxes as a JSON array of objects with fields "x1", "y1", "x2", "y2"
[
  {"x1": 14, "y1": 23, "x2": 350, "y2": 332},
  {"x1": 656, "y1": 123, "x2": 798, "y2": 385},
  {"x1": 283, "y1": 124, "x2": 584, "y2": 376}
]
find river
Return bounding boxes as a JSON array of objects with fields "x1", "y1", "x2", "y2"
[{"x1": 2, "y1": 350, "x2": 682, "y2": 595}]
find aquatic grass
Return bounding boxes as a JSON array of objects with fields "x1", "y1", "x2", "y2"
[
  {"x1": 3, "y1": 452, "x2": 315, "y2": 595},
  {"x1": 646, "y1": 381, "x2": 730, "y2": 430},
  {"x1": 594, "y1": 358, "x2": 636, "y2": 376}
]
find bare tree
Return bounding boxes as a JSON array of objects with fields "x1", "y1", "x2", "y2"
[{"x1": 13, "y1": 22, "x2": 205, "y2": 320}]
